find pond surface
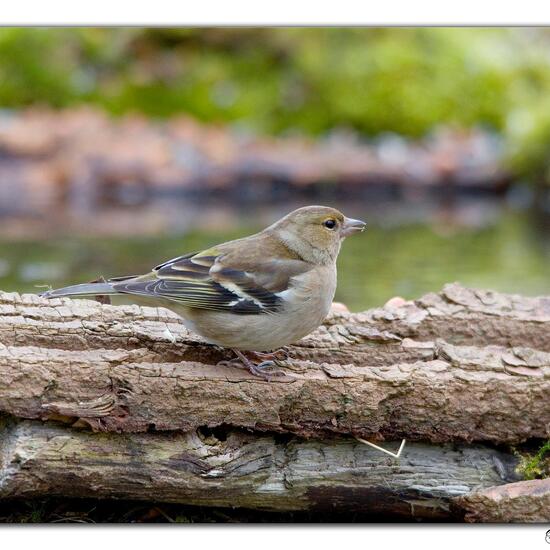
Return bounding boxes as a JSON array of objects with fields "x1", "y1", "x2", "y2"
[{"x1": 1, "y1": 208, "x2": 549, "y2": 312}]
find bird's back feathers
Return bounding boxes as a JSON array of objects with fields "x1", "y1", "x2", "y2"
[{"x1": 41, "y1": 232, "x2": 313, "y2": 316}]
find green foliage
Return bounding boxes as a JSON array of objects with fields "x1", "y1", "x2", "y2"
[
  {"x1": 0, "y1": 27, "x2": 545, "y2": 138},
  {"x1": 4, "y1": 28, "x2": 550, "y2": 173},
  {"x1": 506, "y1": 98, "x2": 550, "y2": 184}
]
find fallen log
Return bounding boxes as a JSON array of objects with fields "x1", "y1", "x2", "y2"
[
  {"x1": 0, "y1": 283, "x2": 548, "y2": 522},
  {"x1": 0, "y1": 418, "x2": 521, "y2": 520},
  {"x1": 0, "y1": 284, "x2": 548, "y2": 443}
]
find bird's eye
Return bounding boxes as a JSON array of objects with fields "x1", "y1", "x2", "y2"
[{"x1": 323, "y1": 219, "x2": 337, "y2": 229}]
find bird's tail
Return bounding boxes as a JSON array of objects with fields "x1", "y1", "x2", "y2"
[{"x1": 40, "y1": 282, "x2": 118, "y2": 300}]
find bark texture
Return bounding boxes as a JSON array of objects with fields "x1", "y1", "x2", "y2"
[
  {"x1": 0, "y1": 418, "x2": 520, "y2": 520},
  {"x1": 455, "y1": 478, "x2": 550, "y2": 523},
  {"x1": 0, "y1": 284, "x2": 548, "y2": 443},
  {"x1": 0, "y1": 283, "x2": 549, "y2": 522}
]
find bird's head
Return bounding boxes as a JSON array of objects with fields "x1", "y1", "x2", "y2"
[{"x1": 269, "y1": 205, "x2": 366, "y2": 264}]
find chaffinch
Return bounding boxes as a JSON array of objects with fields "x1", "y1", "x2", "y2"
[{"x1": 41, "y1": 206, "x2": 366, "y2": 379}]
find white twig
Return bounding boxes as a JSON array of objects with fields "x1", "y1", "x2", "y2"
[
  {"x1": 355, "y1": 437, "x2": 406, "y2": 459},
  {"x1": 162, "y1": 326, "x2": 177, "y2": 344}
]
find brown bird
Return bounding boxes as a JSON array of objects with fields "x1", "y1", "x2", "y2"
[{"x1": 41, "y1": 206, "x2": 366, "y2": 379}]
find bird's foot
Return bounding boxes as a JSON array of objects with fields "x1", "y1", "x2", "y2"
[
  {"x1": 215, "y1": 349, "x2": 294, "y2": 382},
  {"x1": 248, "y1": 347, "x2": 291, "y2": 362},
  {"x1": 247, "y1": 360, "x2": 288, "y2": 381}
]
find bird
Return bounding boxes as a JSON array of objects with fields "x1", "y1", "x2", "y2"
[{"x1": 40, "y1": 205, "x2": 366, "y2": 379}]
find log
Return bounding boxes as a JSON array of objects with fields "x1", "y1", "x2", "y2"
[
  {"x1": 455, "y1": 479, "x2": 550, "y2": 523},
  {"x1": 0, "y1": 418, "x2": 522, "y2": 520},
  {"x1": 1, "y1": 283, "x2": 549, "y2": 521},
  {"x1": 0, "y1": 284, "x2": 549, "y2": 443}
]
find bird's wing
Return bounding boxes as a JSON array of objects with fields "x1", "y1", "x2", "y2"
[{"x1": 111, "y1": 239, "x2": 311, "y2": 315}]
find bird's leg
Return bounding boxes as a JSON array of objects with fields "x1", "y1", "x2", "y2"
[
  {"x1": 229, "y1": 349, "x2": 293, "y2": 382},
  {"x1": 215, "y1": 349, "x2": 293, "y2": 381}
]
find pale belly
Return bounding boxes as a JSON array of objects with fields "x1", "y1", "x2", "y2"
[
  {"x1": 176, "y1": 267, "x2": 337, "y2": 351},
  {"x1": 180, "y1": 305, "x2": 328, "y2": 351}
]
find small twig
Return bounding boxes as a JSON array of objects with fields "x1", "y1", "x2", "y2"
[
  {"x1": 355, "y1": 437, "x2": 406, "y2": 459},
  {"x1": 162, "y1": 326, "x2": 178, "y2": 344}
]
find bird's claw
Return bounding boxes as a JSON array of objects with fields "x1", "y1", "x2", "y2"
[
  {"x1": 216, "y1": 350, "x2": 295, "y2": 382},
  {"x1": 248, "y1": 360, "x2": 293, "y2": 382}
]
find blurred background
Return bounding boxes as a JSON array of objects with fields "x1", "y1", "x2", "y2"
[{"x1": 1, "y1": 27, "x2": 550, "y2": 311}]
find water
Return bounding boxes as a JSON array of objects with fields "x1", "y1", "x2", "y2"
[{"x1": 1, "y1": 210, "x2": 548, "y2": 312}]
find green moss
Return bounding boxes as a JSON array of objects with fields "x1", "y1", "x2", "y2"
[{"x1": 517, "y1": 440, "x2": 550, "y2": 480}]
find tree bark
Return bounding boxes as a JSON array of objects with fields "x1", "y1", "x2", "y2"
[
  {"x1": 455, "y1": 479, "x2": 550, "y2": 523},
  {"x1": 0, "y1": 417, "x2": 521, "y2": 520},
  {"x1": 0, "y1": 284, "x2": 548, "y2": 443},
  {"x1": 0, "y1": 283, "x2": 549, "y2": 521}
]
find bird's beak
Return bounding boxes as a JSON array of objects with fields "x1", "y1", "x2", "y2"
[{"x1": 342, "y1": 216, "x2": 367, "y2": 237}]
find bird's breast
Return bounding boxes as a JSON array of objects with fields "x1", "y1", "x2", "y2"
[
  {"x1": 179, "y1": 264, "x2": 337, "y2": 351},
  {"x1": 278, "y1": 264, "x2": 337, "y2": 320}
]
